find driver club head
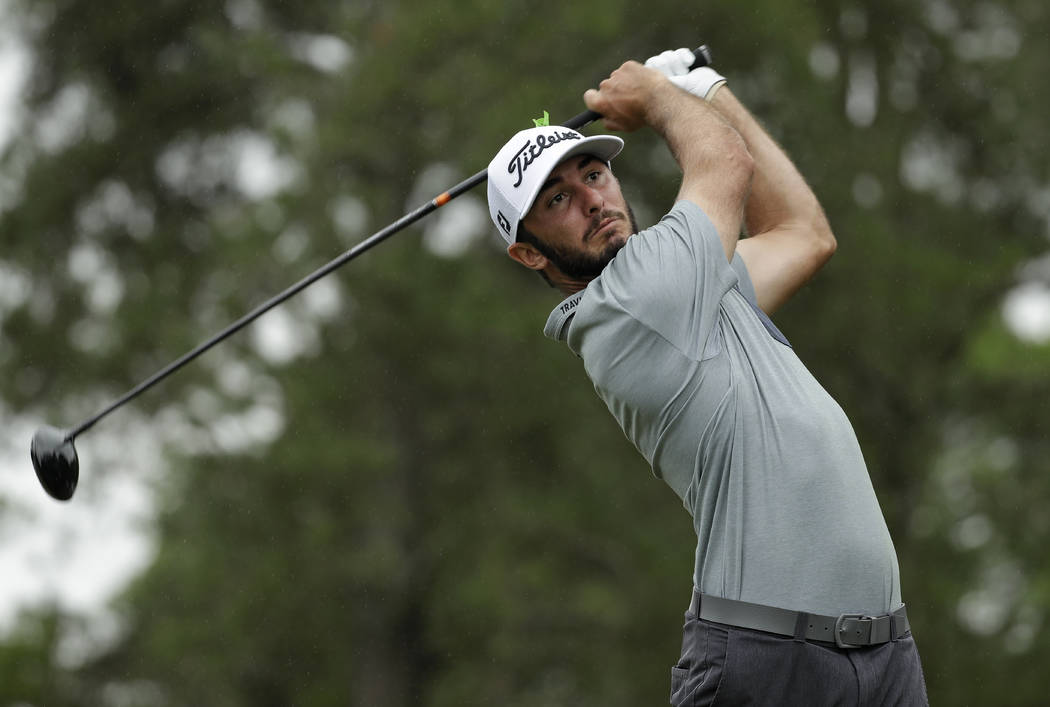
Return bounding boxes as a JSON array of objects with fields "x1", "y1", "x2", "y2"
[{"x1": 30, "y1": 426, "x2": 79, "y2": 501}]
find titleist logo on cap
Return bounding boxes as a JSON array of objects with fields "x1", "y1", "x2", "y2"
[{"x1": 507, "y1": 130, "x2": 581, "y2": 188}]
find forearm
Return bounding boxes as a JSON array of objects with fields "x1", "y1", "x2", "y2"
[
  {"x1": 648, "y1": 81, "x2": 753, "y2": 259},
  {"x1": 585, "y1": 63, "x2": 753, "y2": 259},
  {"x1": 644, "y1": 81, "x2": 751, "y2": 201},
  {"x1": 708, "y1": 87, "x2": 835, "y2": 312},
  {"x1": 709, "y1": 88, "x2": 833, "y2": 245}
]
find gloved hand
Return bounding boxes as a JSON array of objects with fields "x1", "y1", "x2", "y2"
[
  {"x1": 645, "y1": 48, "x2": 727, "y2": 101},
  {"x1": 644, "y1": 48, "x2": 697, "y2": 77}
]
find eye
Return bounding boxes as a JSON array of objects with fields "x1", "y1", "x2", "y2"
[
  {"x1": 547, "y1": 192, "x2": 566, "y2": 207},
  {"x1": 586, "y1": 170, "x2": 601, "y2": 182}
]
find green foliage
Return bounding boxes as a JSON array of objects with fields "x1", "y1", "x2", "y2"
[
  {"x1": 3, "y1": 0, "x2": 1050, "y2": 705},
  {"x1": 0, "y1": 608, "x2": 84, "y2": 706}
]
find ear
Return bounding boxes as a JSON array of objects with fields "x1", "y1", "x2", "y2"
[{"x1": 507, "y1": 242, "x2": 549, "y2": 271}]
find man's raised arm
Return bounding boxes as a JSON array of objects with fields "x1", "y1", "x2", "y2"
[
  {"x1": 645, "y1": 49, "x2": 837, "y2": 313},
  {"x1": 583, "y1": 61, "x2": 754, "y2": 262},
  {"x1": 712, "y1": 88, "x2": 837, "y2": 313}
]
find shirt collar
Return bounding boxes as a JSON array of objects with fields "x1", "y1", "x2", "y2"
[{"x1": 543, "y1": 290, "x2": 586, "y2": 341}]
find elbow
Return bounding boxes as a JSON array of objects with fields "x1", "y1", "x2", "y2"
[
  {"x1": 727, "y1": 132, "x2": 755, "y2": 197},
  {"x1": 814, "y1": 213, "x2": 837, "y2": 265},
  {"x1": 823, "y1": 232, "x2": 838, "y2": 262},
  {"x1": 712, "y1": 129, "x2": 754, "y2": 210}
]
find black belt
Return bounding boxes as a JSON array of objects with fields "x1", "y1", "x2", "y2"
[{"x1": 690, "y1": 591, "x2": 910, "y2": 649}]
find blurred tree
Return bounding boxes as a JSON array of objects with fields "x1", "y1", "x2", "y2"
[
  {"x1": 0, "y1": 609, "x2": 81, "y2": 706},
  {"x1": 1, "y1": 0, "x2": 1048, "y2": 705}
]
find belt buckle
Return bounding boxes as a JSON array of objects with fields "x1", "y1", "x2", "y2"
[{"x1": 834, "y1": 613, "x2": 869, "y2": 648}]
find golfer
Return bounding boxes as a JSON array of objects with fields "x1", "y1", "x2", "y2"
[{"x1": 486, "y1": 50, "x2": 928, "y2": 705}]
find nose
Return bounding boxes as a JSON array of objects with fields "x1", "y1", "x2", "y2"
[{"x1": 580, "y1": 184, "x2": 604, "y2": 215}]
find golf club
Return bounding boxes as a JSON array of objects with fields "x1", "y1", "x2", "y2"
[{"x1": 30, "y1": 45, "x2": 713, "y2": 501}]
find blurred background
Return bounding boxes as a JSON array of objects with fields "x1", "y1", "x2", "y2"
[{"x1": 1, "y1": 0, "x2": 1048, "y2": 704}]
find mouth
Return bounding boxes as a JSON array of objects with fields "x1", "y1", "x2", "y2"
[{"x1": 587, "y1": 216, "x2": 620, "y2": 243}]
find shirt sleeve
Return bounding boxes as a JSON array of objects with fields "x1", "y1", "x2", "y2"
[
  {"x1": 731, "y1": 251, "x2": 758, "y2": 307},
  {"x1": 597, "y1": 200, "x2": 738, "y2": 361}
]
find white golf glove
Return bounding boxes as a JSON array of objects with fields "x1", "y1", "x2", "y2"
[
  {"x1": 645, "y1": 48, "x2": 697, "y2": 77},
  {"x1": 645, "y1": 48, "x2": 727, "y2": 101}
]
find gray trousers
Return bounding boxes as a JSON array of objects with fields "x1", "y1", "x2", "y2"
[{"x1": 670, "y1": 603, "x2": 929, "y2": 706}]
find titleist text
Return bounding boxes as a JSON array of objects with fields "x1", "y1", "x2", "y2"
[{"x1": 507, "y1": 131, "x2": 581, "y2": 188}]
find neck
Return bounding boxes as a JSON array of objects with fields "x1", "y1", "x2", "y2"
[{"x1": 549, "y1": 269, "x2": 594, "y2": 296}]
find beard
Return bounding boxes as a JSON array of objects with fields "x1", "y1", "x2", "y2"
[{"x1": 520, "y1": 203, "x2": 639, "y2": 281}]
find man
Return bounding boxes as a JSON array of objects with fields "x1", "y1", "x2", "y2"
[{"x1": 486, "y1": 50, "x2": 928, "y2": 705}]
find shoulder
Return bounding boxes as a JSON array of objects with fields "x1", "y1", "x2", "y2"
[
  {"x1": 641, "y1": 200, "x2": 717, "y2": 241},
  {"x1": 604, "y1": 200, "x2": 732, "y2": 288}
]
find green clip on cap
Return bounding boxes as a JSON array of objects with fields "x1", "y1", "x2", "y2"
[{"x1": 532, "y1": 110, "x2": 550, "y2": 127}]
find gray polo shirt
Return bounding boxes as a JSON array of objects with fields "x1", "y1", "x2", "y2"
[{"x1": 544, "y1": 200, "x2": 901, "y2": 617}]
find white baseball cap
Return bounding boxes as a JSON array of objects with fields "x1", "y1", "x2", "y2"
[{"x1": 486, "y1": 125, "x2": 624, "y2": 245}]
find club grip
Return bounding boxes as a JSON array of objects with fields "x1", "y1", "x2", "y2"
[{"x1": 562, "y1": 44, "x2": 712, "y2": 130}]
